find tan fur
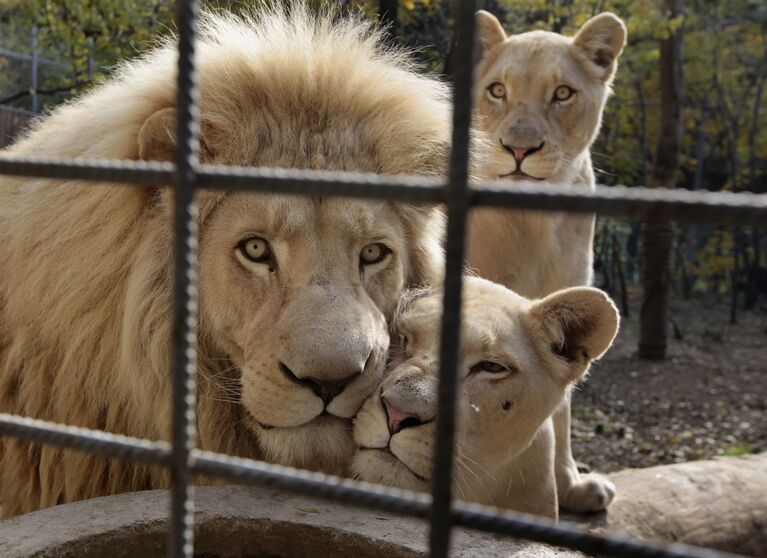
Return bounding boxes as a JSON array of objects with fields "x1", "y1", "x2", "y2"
[
  {"x1": 0, "y1": 6, "x2": 464, "y2": 517},
  {"x1": 351, "y1": 277, "x2": 619, "y2": 518},
  {"x1": 469, "y1": 10, "x2": 627, "y2": 296},
  {"x1": 467, "y1": 11, "x2": 627, "y2": 513}
]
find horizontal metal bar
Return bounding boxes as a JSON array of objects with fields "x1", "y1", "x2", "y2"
[
  {"x1": 0, "y1": 412, "x2": 171, "y2": 467},
  {"x1": 0, "y1": 156, "x2": 175, "y2": 185},
  {"x1": 0, "y1": 414, "x2": 743, "y2": 558},
  {"x1": 1, "y1": 155, "x2": 765, "y2": 225},
  {"x1": 474, "y1": 182, "x2": 767, "y2": 226},
  {"x1": 0, "y1": 155, "x2": 442, "y2": 201},
  {"x1": 198, "y1": 163, "x2": 445, "y2": 203}
]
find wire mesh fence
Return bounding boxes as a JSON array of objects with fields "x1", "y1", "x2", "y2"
[{"x1": 0, "y1": 1, "x2": 763, "y2": 558}]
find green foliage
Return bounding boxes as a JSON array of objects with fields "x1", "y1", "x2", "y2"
[
  {"x1": 723, "y1": 442, "x2": 754, "y2": 456},
  {"x1": 0, "y1": 0, "x2": 175, "y2": 110},
  {"x1": 1, "y1": 0, "x2": 765, "y2": 194}
]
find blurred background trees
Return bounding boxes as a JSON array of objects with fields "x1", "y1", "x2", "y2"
[{"x1": 1, "y1": 0, "x2": 765, "y2": 355}]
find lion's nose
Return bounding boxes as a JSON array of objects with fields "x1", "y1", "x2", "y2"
[
  {"x1": 280, "y1": 361, "x2": 364, "y2": 406},
  {"x1": 382, "y1": 395, "x2": 428, "y2": 435},
  {"x1": 501, "y1": 141, "x2": 545, "y2": 164}
]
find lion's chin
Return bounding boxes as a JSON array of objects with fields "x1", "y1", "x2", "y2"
[{"x1": 253, "y1": 414, "x2": 355, "y2": 476}]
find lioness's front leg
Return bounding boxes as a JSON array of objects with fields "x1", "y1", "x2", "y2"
[{"x1": 553, "y1": 394, "x2": 615, "y2": 512}]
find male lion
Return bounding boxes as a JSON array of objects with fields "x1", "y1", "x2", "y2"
[
  {"x1": 0, "y1": 7, "x2": 461, "y2": 516},
  {"x1": 467, "y1": 11, "x2": 627, "y2": 512},
  {"x1": 352, "y1": 277, "x2": 619, "y2": 519}
]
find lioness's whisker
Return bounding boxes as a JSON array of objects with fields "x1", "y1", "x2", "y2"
[
  {"x1": 455, "y1": 454, "x2": 495, "y2": 504},
  {"x1": 455, "y1": 443, "x2": 498, "y2": 483}
]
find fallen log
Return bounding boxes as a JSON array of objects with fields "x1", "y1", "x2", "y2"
[
  {"x1": 0, "y1": 454, "x2": 764, "y2": 557},
  {"x1": 571, "y1": 452, "x2": 767, "y2": 556}
]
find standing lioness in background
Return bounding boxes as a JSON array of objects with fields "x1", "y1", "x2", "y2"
[{"x1": 468, "y1": 10, "x2": 627, "y2": 512}]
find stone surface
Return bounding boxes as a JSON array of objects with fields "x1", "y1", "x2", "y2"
[
  {"x1": 0, "y1": 485, "x2": 571, "y2": 558},
  {"x1": 0, "y1": 454, "x2": 764, "y2": 557}
]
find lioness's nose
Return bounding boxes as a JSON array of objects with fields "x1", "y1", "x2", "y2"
[
  {"x1": 501, "y1": 141, "x2": 545, "y2": 163},
  {"x1": 382, "y1": 395, "x2": 431, "y2": 435}
]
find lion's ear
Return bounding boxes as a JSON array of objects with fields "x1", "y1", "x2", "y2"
[
  {"x1": 573, "y1": 12, "x2": 627, "y2": 83},
  {"x1": 139, "y1": 107, "x2": 225, "y2": 221},
  {"x1": 475, "y1": 10, "x2": 506, "y2": 58},
  {"x1": 529, "y1": 287, "x2": 619, "y2": 383},
  {"x1": 138, "y1": 107, "x2": 215, "y2": 163},
  {"x1": 138, "y1": 107, "x2": 178, "y2": 162}
]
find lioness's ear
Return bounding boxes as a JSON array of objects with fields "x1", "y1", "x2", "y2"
[
  {"x1": 573, "y1": 12, "x2": 627, "y2": 83},
  {"x1": 138, "y1": 107, "x2": 177, "y2": 162},
  {"x1": 475, "y1": 10, "x2": 506, "y2": 58},
  {"x1": 529, "y1": 287, "x2": 619, "y2": 383}
]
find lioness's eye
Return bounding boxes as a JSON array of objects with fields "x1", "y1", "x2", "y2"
[
  {"x1": 553, "y1": 85, "x2": 575, "y2": 102},
  {"x1": 470, "y1": 361, "x2": 509, "y2": 374},
  {"x1": 360, "y1": 243, "x2": 390, "y2": 266},
  {"x1": 238, "y1": 237, "x2": 272, "y2": 263},
  {"x1": 487, "y1": 82, "x2": 506, "y2": 99}
]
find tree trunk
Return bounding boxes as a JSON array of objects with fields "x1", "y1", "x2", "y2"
[
  {"x1": 730, "y1": 228, "x2": 741, "y2": 324},
  {"x1": 630, "y1": 63, "x2": 650, "y2": 186},
  {"x1": 748, "y1": 70, "x2": 765, "y2": 193},
  {"x1": 378, "y1": 0, "x2": 399, "y2": 42},
  {"x1": 639, "y1": 0, "x2": 685, "y2": 360},
  {"x1": 744, "y1": 69, "x2": 765, "y2": 309},
  {"x1": 612, "y1": 231, "x2": 629, "y2": 317},
  {"x1": 442, "y1": 0, "x2": 460, "y2": 80},
  {"x1": 745, "y1": 228, "x2": 761, "y2": 309}
]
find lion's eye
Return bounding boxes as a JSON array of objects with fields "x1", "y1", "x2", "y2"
[
  {"x1": 487, "y1": 82, "x2": 506, "y2": 99},
  {"x1": 360, "y1": 243, "x2": 390, "y2": 266},
  {"x1": 553, "y1": 85, "x2": 575, "y2": 102},
  {"x1": 470, "y1": 361, "x2": 509, "y2": 375},
  {"x1": 238, "y1": 237, "x2": 272, "y2": 263}
]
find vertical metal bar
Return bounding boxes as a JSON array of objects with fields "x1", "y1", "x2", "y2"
[
  {"x1": 87, "y1": 36, "x2": 94, "y2": 82},
  {"x1": 30, "y1": 26, "x2": 38, "y2": 114},
  {"x1": 168, "y1": 0, "x2": 200, "y2": 557},
  {"x1": 429, "y1": 1, "x2": 476, "y2": 557}
]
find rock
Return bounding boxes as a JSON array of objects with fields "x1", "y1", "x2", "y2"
[{"x1": 0, "y1": 455, "x2": 764, "y2": 557}]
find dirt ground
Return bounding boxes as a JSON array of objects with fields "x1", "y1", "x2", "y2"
[{"x1": 571, "y1": 288, "x2": 767, "y2": 473}]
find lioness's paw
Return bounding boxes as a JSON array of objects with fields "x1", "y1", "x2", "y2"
[{"x1": 560, "y1": 473, "x2": 615, "y2": 513}]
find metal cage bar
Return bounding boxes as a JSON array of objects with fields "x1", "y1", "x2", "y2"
[
  {"x1": 429, "y1": 0, "x2": 477, "y2": 556},
  {"x1": 169, "y1": 0, "x2": 200, "y2": 557},
  {"x1": 0, "y1": 156, "x2": 766, "y2": 226},
  {"x1": 0, "y1": 1, "x2": 760, "y2": 558}
]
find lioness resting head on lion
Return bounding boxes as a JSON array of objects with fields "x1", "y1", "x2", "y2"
[
  {"x1": 0, "y1": 5, "x2": 477, "y2": 517},
  {"x1": 466, "y1": 11, "x2": 627, "y2": 513},
  {"x1": 351, "y1": 277, "x2": 619, "y2": 518}
]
